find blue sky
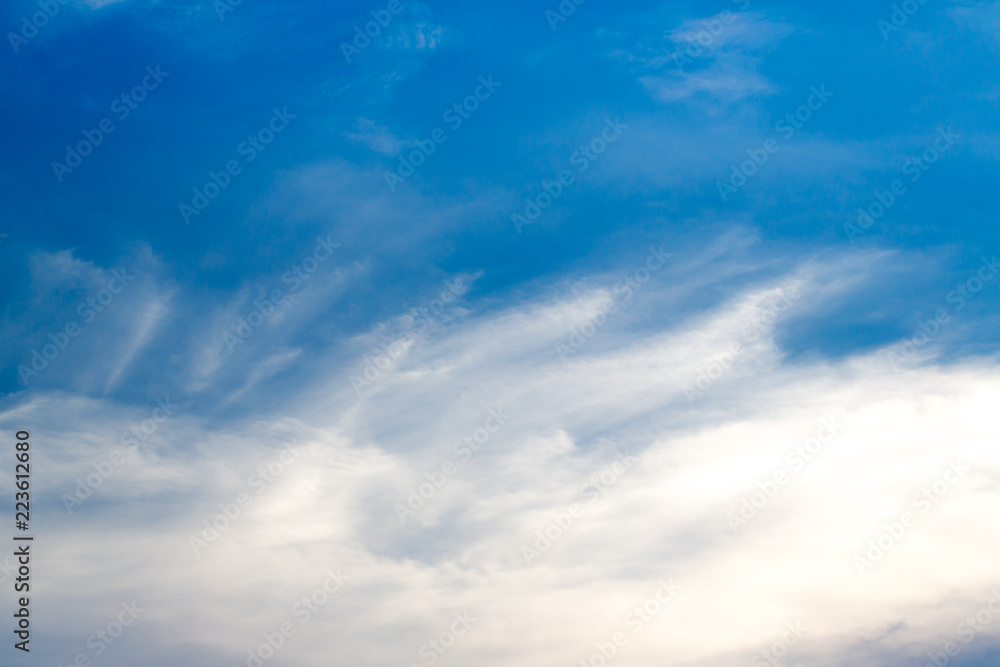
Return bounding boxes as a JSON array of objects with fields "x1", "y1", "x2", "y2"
[{"x1": 1, "y1": 0, "x2": 999, "y2": 665}]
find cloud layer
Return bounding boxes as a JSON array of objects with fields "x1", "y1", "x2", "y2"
[{"x1": 5, "y1": 244, "x2": 999, "y2": 667}]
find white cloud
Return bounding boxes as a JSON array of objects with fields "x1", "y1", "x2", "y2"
[
  {"x1": 82, "y1": 0, "x2": 132, "y2": 8},
  {"x1": 1, "y1": 244, "x2": 175, "y2": 394},
  {"x1": 381, "y1": 19, "x2": 445, "y2": 52},
  {"x1": 949, "y1": 1, "x2": 1000, "y2": 38},
  {"x1": 640, "y1": 67, "x2": 777, "y2": 103},
  {"x1": 4, "y1": 247, "x2": 999, "y2": 666},
  {"x1": 346, "y1": 117, "x2": 407, "y2": 156},
  {"x1": 616, "y1": 11, "x2": 793, "y2": 105}
]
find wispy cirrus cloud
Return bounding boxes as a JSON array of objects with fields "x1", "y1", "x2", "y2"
[
  {"x1": 4, "y1": 236, "x2": 999, "y2": 666},
  {"x1": 345, "y1": 117, "x2": 407, "y2": 156},
  {"x1": 612, "y1": 11, "x2": 793, "y2": 104},
  {"x1": 7, "y1": 237, "x2": 1000, "y2": 667}
]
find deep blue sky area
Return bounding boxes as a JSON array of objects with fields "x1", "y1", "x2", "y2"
[{"x1": 1, "y1": 0, "x2": 998, "y2": 405}]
